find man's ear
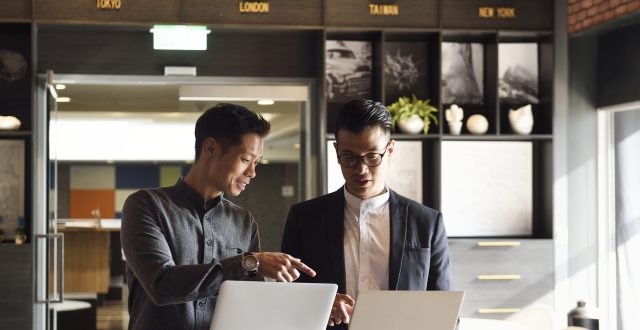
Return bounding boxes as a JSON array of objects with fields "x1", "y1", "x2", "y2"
[
  {"x1": 202, "y1": 137, "x2": 219, "y2": 158},
  {"x1": 387, "y1": 139, "x2": 396, "y2": 158}
]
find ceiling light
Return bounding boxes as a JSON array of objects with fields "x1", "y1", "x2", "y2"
[
  {"x1": 55, "y1": 84, "x2": 66, "y2": 90},
  {"x1": 151, "y1": 25, "x2": 211, "y2": 51},
  {"x1": 257, "y1": 99, "x2": 274, "y2": 106},
  {"x1": 56, "y1": 97, "x2": 71, "y2": 103},
  {"x1": 178, "y1": 85, "x2": 308, "y2": 102},
  {"x1": 293, "y1": 143, "x2": 301, "y2": 149}
]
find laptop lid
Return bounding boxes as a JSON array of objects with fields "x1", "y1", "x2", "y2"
[
  {"x1": 210, "y1": 281, "x2": 337, "y2": 330},
  {"x1": 349, "y1": 290, "x2": 465, "y2": 330}
]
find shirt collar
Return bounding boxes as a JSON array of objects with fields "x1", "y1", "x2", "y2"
[
  {"x1": 343, "y1": 185, "x2": 390, "y2": 212},
  {"x1": 175, "y1": 177, "x2": 222, "y2": 211}
]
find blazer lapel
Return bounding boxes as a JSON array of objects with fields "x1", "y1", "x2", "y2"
[
  {"x1": 326, "y1": 188, "x2": 347, "y2": 294},
  {"x1": 388, "y1": 190, "x2": 408, "y2": 290}
]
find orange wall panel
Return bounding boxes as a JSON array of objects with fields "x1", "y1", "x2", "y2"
[{"x1": 69, "y1": 190, "x2": 115, "y2": 219}]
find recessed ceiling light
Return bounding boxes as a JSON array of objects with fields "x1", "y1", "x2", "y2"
[
  {"x1": 293, "y1": 143, "x2": 301, "y2": 149},
  {"x1": 257, "y1": 99, "x2": 274, "y2": 106},
  {"x1": 55, "y1": 84, "x2": 66, "y2": 90},
  {"x1": 56, "y1": 97, "x2": 71, "y2": 103}
]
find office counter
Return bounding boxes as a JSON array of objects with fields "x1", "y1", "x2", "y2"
[{"x1": 53, "y1": 219, "x2": 121, "y2": 294}]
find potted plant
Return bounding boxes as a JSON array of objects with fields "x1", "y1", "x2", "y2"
[{"x1": 387, "y1": 95, "x2": 439, "y2": 134}]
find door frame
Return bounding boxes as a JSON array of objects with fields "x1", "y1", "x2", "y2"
[{"x1": 33, "y1": 73, "x2": 317, "y2": 329}]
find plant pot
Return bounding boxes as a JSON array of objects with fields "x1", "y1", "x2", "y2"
[
  {"x1": 398, "y1": 114, "x2": 425, "y2": 134},
  {"x1": 448, "y1": 121, "x2": 463, "y2": 135}
]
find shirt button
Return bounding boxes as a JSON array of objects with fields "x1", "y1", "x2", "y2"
[
  {"x1": 199, "y1": 300, "x2": 205, "y2": 306},
  {"x1": 206, "y1": 239, "x2": 212, "y2": 246}
]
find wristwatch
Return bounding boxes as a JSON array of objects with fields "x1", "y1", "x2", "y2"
[{"x1": 241, "y1": 252, "x2": 259, "y2": 275}]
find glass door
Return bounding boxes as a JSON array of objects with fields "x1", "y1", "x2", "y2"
[
  {"x1": 38, "y1": 74, "x2": 314, "y2": 330},
  {"x1": 34, "y1": 70, "x2": 65, "y2": 330}
]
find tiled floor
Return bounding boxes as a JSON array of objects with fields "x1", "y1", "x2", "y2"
[{"x1": 97, "y1": 299, "x2": 128, "y2": 330}]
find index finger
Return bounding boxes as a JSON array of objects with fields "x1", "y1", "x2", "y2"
[
  {"x1": 337, "y1": 294, "x2": 355, "y2": 306},
  {"x1": 291, "y1": 258, "x2": 317, "y2": 277}
]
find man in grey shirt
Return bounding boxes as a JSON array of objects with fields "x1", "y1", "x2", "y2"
[{"x1": 121, "y1": 103, "x2": 316, "y2": 330}]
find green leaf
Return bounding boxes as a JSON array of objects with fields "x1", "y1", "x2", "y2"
[{"x1": 387, "y1": 94, "x2": 439, "y2": 134}]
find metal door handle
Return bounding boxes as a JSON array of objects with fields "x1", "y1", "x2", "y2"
[
  {"x1": 478, "y1": 308, "x2": 521, "y2": 314},
  {"x1": 477, "y1": 274, "x2": 522, "y2": 280},
  {"x1": 35, "y1": 233, "x2": 64, "y2": 304},
  {"x1": 477, "y1": 241, "x2": 521, "y2": 247}
]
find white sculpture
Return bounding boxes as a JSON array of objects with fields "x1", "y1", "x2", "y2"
[
  {"x1": 509, "y1": 104, "x2": 534, "y2": 135},
  {"x1": 0, "y1": 115, "x2": 21, "y2": 130},
  {"x1": 445, "y1": 104, "x2": 464, "y2": 135},
  {"x1": 466, "y1": 114, "x2": 489, "y2": 135}
]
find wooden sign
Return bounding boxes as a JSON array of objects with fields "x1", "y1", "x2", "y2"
[
  {"x1": 441, "y1": 0, "x2": 553, "y2": 30},
  {"x1": 182, "y1": 0, "x2": 321, "y2": 26},
  {"x1": 239, "y1": 1, "x2": 269, "y2": 14},
  {"x1": 0, "y1": 0, "x2": 31, "y2": 21},
  {"x1": 96, "y1": 0, "x2": 122, "y2": 11},
  {"x1": 325, "y1": 0, "x2": 438, "y2": 28},
  {"x1": 35, "y1": 0, "x2": 180, "y2": 23}
]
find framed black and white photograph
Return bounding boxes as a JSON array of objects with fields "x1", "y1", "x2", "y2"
[
  {"x1": 325, "y1": 40, "x2": 372, "y2": 102},
  {"x1": 441, "y1": 42, "x2": 484, "y2": 105},
  {"x1": 384, "y1": 42, "x2": 429, "y2": 102},
  {"x1": 498, "y1": 43, "x2": 539, "y2": 105},
  {"x1": 327, "y1": 140, "x2": 423, "y2": 203},
  {"x1": 0, "y1": 140, "x2": 25, "y2": 241}
]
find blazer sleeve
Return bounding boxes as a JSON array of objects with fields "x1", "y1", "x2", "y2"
[
  {"x1": 427, "y1": 212, "x2": 452, "y2": 291},
  {"x1": 280, "y1": 205, "x2": 300, "y2": 256},
  {"x1": 280, "y1": 204, "x2": 316, "y2": 283}
]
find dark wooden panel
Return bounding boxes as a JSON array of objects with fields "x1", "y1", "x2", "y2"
[
  {"x1": 598, "y1": 24, "x2": 640, "y2": 107},
  {"x1": 0, "y1": 0, "x2": 31, "y2": 21},
  {"x1": 35, "y1": 0, "x2": 180, "y2": 23},
  {"x1": 441, "y1": 0, "x2": 553, "y2": 30},
  {"x1": 325, "y1": 0, "x2": 438, "y2": 28},
  {"x1": 182, "y1": 0, "x2": 322, "y2": 26},
  {"x1": 38, "y1": 26, "x2": 320, "y2": 77},
  {"x1": 0, "y1": 245, "x2": 33, "y2": 329}
]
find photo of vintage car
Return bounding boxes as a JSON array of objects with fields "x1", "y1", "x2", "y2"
[{"x1": 325, "y1": 40, "x2": 372, "y2": 101}]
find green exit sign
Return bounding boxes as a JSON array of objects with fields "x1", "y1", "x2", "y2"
[{"x1": 151, "y1": 25, "x2": 210, "y2": 51}]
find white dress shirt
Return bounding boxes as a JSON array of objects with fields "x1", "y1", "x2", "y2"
[{"x1": 343, "y1": 188, "x2": 391, "y2": 299}]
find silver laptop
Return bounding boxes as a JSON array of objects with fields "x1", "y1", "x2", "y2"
[
  {"x1": 210, "y1": 281, "x2": 337, "y2": 330},
  {"x1": 349, "y1": 290, "x2": 465, "y2": 330}
]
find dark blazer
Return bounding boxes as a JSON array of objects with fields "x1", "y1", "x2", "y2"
[{"x1": 281, "y1": 188, "x2": 452, "y2": 327}]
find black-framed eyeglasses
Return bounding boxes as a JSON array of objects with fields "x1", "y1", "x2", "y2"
[{"x1": 337, "y1": 141, "x2": 390, "y2": 168}]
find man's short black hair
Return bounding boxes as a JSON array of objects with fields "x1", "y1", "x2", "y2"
[
  {"x1": 194, "y1": 103, "x2": 270, "y2": 160},
  {"x1": 335, "y1": 99, "x2": 392, "y2": 141}
]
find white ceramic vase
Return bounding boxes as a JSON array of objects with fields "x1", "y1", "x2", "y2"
[
  {"x1": 398, "y1": 114, "x2": 425, "y2": 134},
  {"x1": 448, "y1": 121, "x2": 463, "y2": 135},
  {"x1": 466, "y1": 114, "x2": 489, "y2": 135},
  {"x1": 509, "y1": 104, "x2": 534, "y2": 135}
]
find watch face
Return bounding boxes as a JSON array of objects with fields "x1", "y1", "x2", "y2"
[{"x1": 243, "y1": 254, "x2": 258, "y2": 271}]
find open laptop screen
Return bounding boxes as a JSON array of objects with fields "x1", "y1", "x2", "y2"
[
  {"x1": 210, "y1": 281, "x2": 337, "y2": 330},
  {"x1": 349, "y1": 290, "x2": 465, "y2": 330}
]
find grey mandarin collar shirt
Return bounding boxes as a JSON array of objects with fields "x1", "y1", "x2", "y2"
[{"x1": 121, "y1": 178, "x2": 261, "y2": 330}]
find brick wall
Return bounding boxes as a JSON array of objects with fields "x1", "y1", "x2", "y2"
[{"x1": 568, "y1": 0, "x2": 640, "y2": 34}]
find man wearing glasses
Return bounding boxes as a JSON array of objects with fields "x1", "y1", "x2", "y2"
[{"x1": 281, "y1": 99, "x2": 452, "y2": 329}]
